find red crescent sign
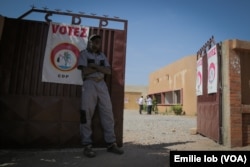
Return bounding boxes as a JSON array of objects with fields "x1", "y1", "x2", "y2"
[{"x1": 50, "y1": 43, "x2": 79, "y2": 71}]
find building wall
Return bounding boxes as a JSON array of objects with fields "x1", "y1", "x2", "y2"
[
  {"x1": 222, "y1": 39, "x2": 250, "y2": 147},
  {"x1": 124, "y1": 85, "x2": 148, "y2": 110},
  {"x1": 124, "y1": 92, "x2": 141, "y2": 110},
  {"x1": 148, "y1": 55, "x2": 197, "y2": 115}
]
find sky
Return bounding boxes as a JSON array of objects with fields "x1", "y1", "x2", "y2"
[{"x1": 1, "y1": 0, "x2": 250, "y2": 86}]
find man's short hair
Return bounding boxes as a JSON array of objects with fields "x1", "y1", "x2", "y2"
[{"x1": 89, "y1": 34, "x2": 101, "y2": 41}]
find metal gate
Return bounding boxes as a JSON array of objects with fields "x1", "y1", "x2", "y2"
[
  {"x1": 0, "y1": 8, "x2": 127, "y2": 148},
  {"x1": 196, "y1": 37, "x2": 222, "y2": 143}
]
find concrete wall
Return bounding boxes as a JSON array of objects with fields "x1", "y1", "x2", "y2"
[
  {"x1": 148, "y1": 55, "x2": 197, "y2": 115},
  {"x1": 221, "y1": 40, "x2": 231, "y2": 147}
]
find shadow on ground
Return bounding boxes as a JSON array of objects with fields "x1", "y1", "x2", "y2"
[
  {"x1": 0, "y1": 141, "x2": 194, "y2": 167},
  {"x1": 124, "y1": 141, "x2": 195, "y2": 150}
]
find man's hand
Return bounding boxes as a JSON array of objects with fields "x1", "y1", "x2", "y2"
[
  {"x1": 88, "y1": 63, "x2": 98, "y2": 69},
  {"x1": 88, "y1": 63, "x2": 111, "y2": 75}
]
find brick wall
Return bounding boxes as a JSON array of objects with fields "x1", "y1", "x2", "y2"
[
  {"x1": 229, "y1": 50, "x2": 242, "y2": 147},
  {"x1": 227, "y1": 40, "x2": 250, "y2": 147},
  {"x1": 242, "y1": 113, "x2": 250, "y2": 146}
]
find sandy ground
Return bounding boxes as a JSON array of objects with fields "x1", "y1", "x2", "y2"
[{"x1": 0, "y1": 110, "x2": 249, "y2": 167}]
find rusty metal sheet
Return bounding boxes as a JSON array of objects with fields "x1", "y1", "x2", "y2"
[
  {"x1": 0, "y1": 16, "x2": 4, "y2": 40},
  {"x1": 0, "y1": 17, "x2": 127, "y2": 148},
  {"x1": 197, "y1": 43, "x2": 222, "y2": 143}
]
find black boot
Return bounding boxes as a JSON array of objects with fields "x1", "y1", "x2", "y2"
[
  {"x1": 107, "y1": 143, "x2": 124, "y2": 155},
  {"x1": 83, "y1": 145, "x2": 96, "y2": 158}
]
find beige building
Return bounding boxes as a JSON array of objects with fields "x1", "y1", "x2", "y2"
[
  {"x1": 124, "y1": 85, "x2": 148, "y2": 110},
  {"x1": 148, "y1": 55, "x2": 197, "y2": 115}
]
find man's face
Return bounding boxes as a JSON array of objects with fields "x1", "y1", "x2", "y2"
[{"x1": 90, "y1": 38, "x2": 101, "y2": 52}]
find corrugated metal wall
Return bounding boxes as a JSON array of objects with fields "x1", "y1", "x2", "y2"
[
  {"x1": 0, "y1": 18, "x2": 126, "y2": 148},
  {"x1": 197, "y1": 44, "x2": 222, "y2": 143}
]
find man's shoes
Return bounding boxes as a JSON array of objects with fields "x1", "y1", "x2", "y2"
[
  {"x1": 83, "y1": 145, "x2": 96, "y2": 158},
  {"x1": 107, "y1": 143, "x2": 124, "y2": 155}
]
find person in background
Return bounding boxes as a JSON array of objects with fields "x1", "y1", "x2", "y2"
[
  {"x1": 146, "y1": 95, "x2": 152, "y2": 115},
  {"x1": 138, "y1": 96, "x2": 144, "y2": 114}
]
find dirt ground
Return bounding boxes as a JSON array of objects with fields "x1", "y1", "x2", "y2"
[{"x1": 0, "y1": 110, "x2": 249, "y2": 167}]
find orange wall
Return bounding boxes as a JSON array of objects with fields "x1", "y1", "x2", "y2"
[
  {"x1": 124, "y1": 92, "x2": 141, "y2": 110},
  {"x1": 148, "y1": 55, "x2": 197, "y2": 115}
]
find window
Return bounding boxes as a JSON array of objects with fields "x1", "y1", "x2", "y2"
[
  {"x1": 165, "y1": 92, "x2": 173, "y2": 104},
  {"x1": 154, "y1": 93, "x2": 161, "y2": 104},
  {"x1": 151, "y1": 89, "x2": 182, "y2": 105},
  {"x1": 164, "y1": 89, "x2": 182, "y2": 105},
  {"x1": 165, "y1": 74, "x2": 169, "y2": 80},
  {"x1": 173, "y1": 90, "x2": 181, "y2": 104}
]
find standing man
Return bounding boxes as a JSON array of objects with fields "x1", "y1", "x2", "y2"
[
  {"x1": 78, "y1": 34, "x2": 124, "y2": 158},
  {"x1": 138, "y1": 96, "x2": 144, "y2": 114},
  {"x1": 146, "y1": 95, "x2": 153, "y2": 115}
]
